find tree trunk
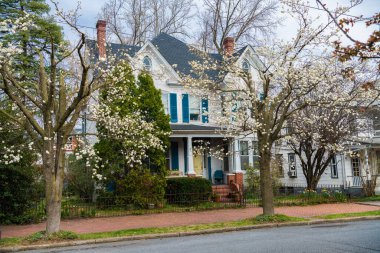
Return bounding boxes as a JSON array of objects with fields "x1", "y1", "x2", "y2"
[
  {"x1": 259, "y1": 148, "x2": 274, "y2": 215},
  {"x1": 43, "y1": 142, "x2": 65, "y2": 235}
]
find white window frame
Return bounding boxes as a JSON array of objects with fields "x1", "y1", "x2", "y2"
[
  {"x1": 143, "y1": 56, "x2": 152, "y2": 72},
  {"x1": 189, "y1": 95, "x2": 201, "y2": 122},
  {"x1": 275, "y1": 154, "x2": 284, "y2": 178},
  {"x1": 240, "y1": 140, "x2": 249, "y2": 170},
  {"x1": 252, "y1": 141, "x2": 259, "y2": 168},
  {"x1": 351, "y1": 157, "x2": 361, "y2": 177},
  {"x1": 288, "y1": 153, "x2": 297, "y2": 178},
  {"x1": 330, "y1": 155, "x2": 338, "y2": 178},
  {"x1": 242, "y1": 59, "x2": 250, "y2": 72},
  {"x1": 161, "y1": 91, "x2": 169, "y2": 115}
]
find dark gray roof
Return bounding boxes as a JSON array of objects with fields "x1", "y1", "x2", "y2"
[
  {"x1": 170, "y1": 124, "x2": 221, "y2": 131},
  {"x1": 87, "y1": 34, "x2": 249, "y2": 80},
  {"x1": 151, "y1": 33, "x2": 223, "y2": 80},
  {"x1": 86, "y1": 39, "x2": 141, "y2": 61}
]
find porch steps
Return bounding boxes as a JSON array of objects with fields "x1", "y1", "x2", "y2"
[{"x1": 212, "y1": 185, "x2": 232, "y2": 199}]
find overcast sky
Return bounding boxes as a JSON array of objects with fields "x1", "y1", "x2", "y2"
[{"x1": 53, "y1": 0, "x2": 379, "y2": 47}]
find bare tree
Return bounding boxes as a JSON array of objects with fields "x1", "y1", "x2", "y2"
[
  {"x1": 99, "y1": 0, "x2": 195, "y2": 45},
  {"x1": 315, "y1": 0, "x2": 379, "y2": 71},
  {"x1": 198, "y1": 0, "x2": 278, "y2": 53}
]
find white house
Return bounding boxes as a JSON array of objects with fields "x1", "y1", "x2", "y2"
[{"x1": 86, "y1": 20, "x2": 379, "y2": 195}]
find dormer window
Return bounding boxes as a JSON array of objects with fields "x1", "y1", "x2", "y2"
[
  {"x1": 143, "y1": 56, "x2": 152, "y2": 71},
  {"x1": 242, "y1": 59, "x2": 250, "y2": 72}
]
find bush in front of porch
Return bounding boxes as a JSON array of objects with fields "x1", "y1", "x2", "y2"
[{"x1": 166, "y1": 178, "x2": 212, "y2": 205}]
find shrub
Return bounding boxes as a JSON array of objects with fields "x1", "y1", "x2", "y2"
[
  {"x1": 166, "y1": 177, "x2": 212, "y2": 205},
  {"x1": 0, "y1": 166, "x2": 41, "y2": 224},
  {"x1": 332, "y1": 190, "x2": 348, "y2": 202},
  {"x1": 245, "y1": 165, "x2": 282, "y2": 196},
  {"x1": 99, "y1": 168, "x2": 166, "y2": 209},
  {"x1": 299, "y1": 189, "x2": 318, "y2": 200},
  {"x1": 65, "y1": 152, "x2": 95, "y2": 200}
]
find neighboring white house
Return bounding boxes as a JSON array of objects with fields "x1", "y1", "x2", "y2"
[{"x1": 85, "y1": 20, "x2": 379, "y2": 195}]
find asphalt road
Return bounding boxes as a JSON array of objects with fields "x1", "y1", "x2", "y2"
[{"x1": 26, "y1": 220, "x2": 380, "y2": 253}]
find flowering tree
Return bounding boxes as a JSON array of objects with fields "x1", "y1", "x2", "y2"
[
  {"x1": 93, "y1": 62, "x2": 170, "y2": 205},
  {"x1": 183, "y1": 0, "x2": 376, "y2": 215},
  {"x1": 286, "y1": 63, "x2": 373, "y2": 190},
  {"x1": 0, "y1": 2, "x2": 138, "y2": 233}
]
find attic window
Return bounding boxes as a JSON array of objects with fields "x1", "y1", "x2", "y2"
[
  {"x1": 242, "y1": 60, "x2": 250, "y2": 72},
  {"x1": 143, "y1": 56, "x2": 152, "y2": 71}
]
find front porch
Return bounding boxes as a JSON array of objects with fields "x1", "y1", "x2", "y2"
[
  {"x1": 167, "y1": 124, "x2": 245, "y2": 188},
  {"x1": 344, "y1": 143, "x2": 380, "y2": 195}
]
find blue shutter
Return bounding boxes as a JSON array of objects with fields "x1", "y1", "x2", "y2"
[
  {"x1": 171, "y1": 142, "x2": 179, "y2": 171},
  {"x1": 184, "y1": 138, "x2": 188, "y2": 173},
  {"x1": 208, "y1": 156, "x2": 212, "y2": 182},
  {"x1": 201, "y1": 98, "x2": 209, "y2": 123},
  {"x1": 259, "y1": 93, "x2": 264, "y2": 101},
  {"x1": 170, "y1": 93, "x2": 178, "y2": 123},
  {"x1": 182, "y1": 94, "x2": 189, "y2": 123}
]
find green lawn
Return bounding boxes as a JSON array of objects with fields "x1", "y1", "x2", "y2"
[
  {"x1": 0, "y1": 214, "x2": 306, "y2": 248},
  {"x1": 352, "y1": 195, "x2": 380, "y2": 202},
  {"x1": 316, "y1": 210, "x2": 380, "y2": 219}
]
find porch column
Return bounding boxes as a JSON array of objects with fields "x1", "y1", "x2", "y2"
[
  {"x1": 187, "y1": 136, "x2": 196, "y2": 176},
  {"x1": 365, "y1": 147, "x2": 371, "y2": 180},
  {"x1": 233, "y1": 139, "x2": 242, "y2": 173}
]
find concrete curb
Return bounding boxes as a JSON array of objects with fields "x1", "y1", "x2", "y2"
[{"x1": 1, "y1": 216, "x2": 380, "y2": 252}]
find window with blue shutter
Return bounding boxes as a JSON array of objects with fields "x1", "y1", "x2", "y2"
[
  {"x1": 171, "y1": 142, "x2": 179, "y2": 171},
  {"x1": 170, "y1": 93, "x2": 178, "y2": 123},
  {"x1": 201, "y1": 98, "x2": 208, "y2": 123},
  {"x1": 182, "y1": 94, "x2": 189, "y2": 123}
]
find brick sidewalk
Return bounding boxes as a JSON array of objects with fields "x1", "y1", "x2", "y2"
[{"x1": 1, "y1": 203, "x2": 379, "y2": 238}]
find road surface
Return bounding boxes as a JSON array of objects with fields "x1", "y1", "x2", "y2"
[{"x1": 26, "y1": 220, "x2": 380, "y2": 253}]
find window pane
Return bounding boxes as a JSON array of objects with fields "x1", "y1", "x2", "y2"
[
  {"x1": 241, "y1": 156, "x2": 249, "y2": 170},
  {"x1": 252, "y1": 141, "x2": 258, "y2": 155},
  {"x1": 275, "y1": 154, "x2": 284, "y2": 177},
  {"x1": 240, "y1": 141, "x2": 248, "y2": 155},
  {"x1": 143, "y1": 56, "x2": 152, "y2": 71},
  {"x1": 330, "y1": 155, "x2": 338, "y2": 178},
  {"x1": 161, "y1": 92, "x2": 169, "y2": 114},
  {"x1": 352, "y1": 157, "x2": 360, "y2": 177},
  {"x1": 190, "y1": 96, "x2": 200, "y2": 121}
]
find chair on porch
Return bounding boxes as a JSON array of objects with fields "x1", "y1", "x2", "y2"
[{"x1": 214, "y1": 170, "x2": 224, "y2": 185}]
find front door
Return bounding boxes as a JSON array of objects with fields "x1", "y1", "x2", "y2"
[{"x1": 194, "y1": 154, "x2": 203, "y2": 176}]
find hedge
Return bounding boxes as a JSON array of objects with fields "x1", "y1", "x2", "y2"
[{"x1": 165, "y1": 177, "x2": 212, "y2": 204}]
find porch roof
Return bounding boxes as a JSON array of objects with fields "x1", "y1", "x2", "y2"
[
  {"x1": 170, "y1": 124, "x2": 225, "y2": 137},
  {"x1": 170, "y1": 124, "x2": 220, "y2": 131}
]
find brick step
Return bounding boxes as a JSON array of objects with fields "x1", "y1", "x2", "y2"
[
  {"x1": 212, "y1": 185, "x2": 230, "y2": 190},
  {"x1": 212, "y1": 185, "x2": 232, "y2": 198}
]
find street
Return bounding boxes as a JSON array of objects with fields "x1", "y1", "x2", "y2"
[{"x1": 26, "y1": 220, "x2": 380, "y2": 253}]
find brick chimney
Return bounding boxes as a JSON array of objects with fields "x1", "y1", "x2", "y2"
[
  {"x1": 96, "y1": 20, "x2": 107, "y2": 59},
  {"x1": 223, "y1": 37, "x2": 234, "y2": 56}
]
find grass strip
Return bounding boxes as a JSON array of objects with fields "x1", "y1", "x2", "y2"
[
  {"x1": 0, "y1": 214, "x2": 305, "y2": 247},
  {"x1": 316, "y1": 210, "x2": 380, "y2": 219}
]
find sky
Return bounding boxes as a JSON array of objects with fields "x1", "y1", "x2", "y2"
[{"x1": 52, "y1": 0, "x2": 379, "y2": 46}]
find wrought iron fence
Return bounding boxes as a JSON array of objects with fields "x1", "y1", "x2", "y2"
[{"x1": 25, "y1": 184, "x2": 349, "y2": 223}]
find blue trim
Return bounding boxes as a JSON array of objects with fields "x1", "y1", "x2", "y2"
[
  {"x1": 171, "y1": 142, "x2": 179, "y2": 170},
  {"x1": 170, "y1": 93, "x2": 178, "y2": 123},
  {"x1": 208, "y1": 156, "x2": 212, "y2": 182},
  {"x1": 201, "y1": 98, "x2": 208, "y2": 123},
  {"x1": 184, "y1": 138, "x2": 188, "y2": 173},
  {"x1": 182, "y1": 94, "x2": 189, "y2": 123}
]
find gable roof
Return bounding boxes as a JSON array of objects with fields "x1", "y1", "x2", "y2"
[{"x1": 86, "y1": 33, "x2": 253, "y2": 81}]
